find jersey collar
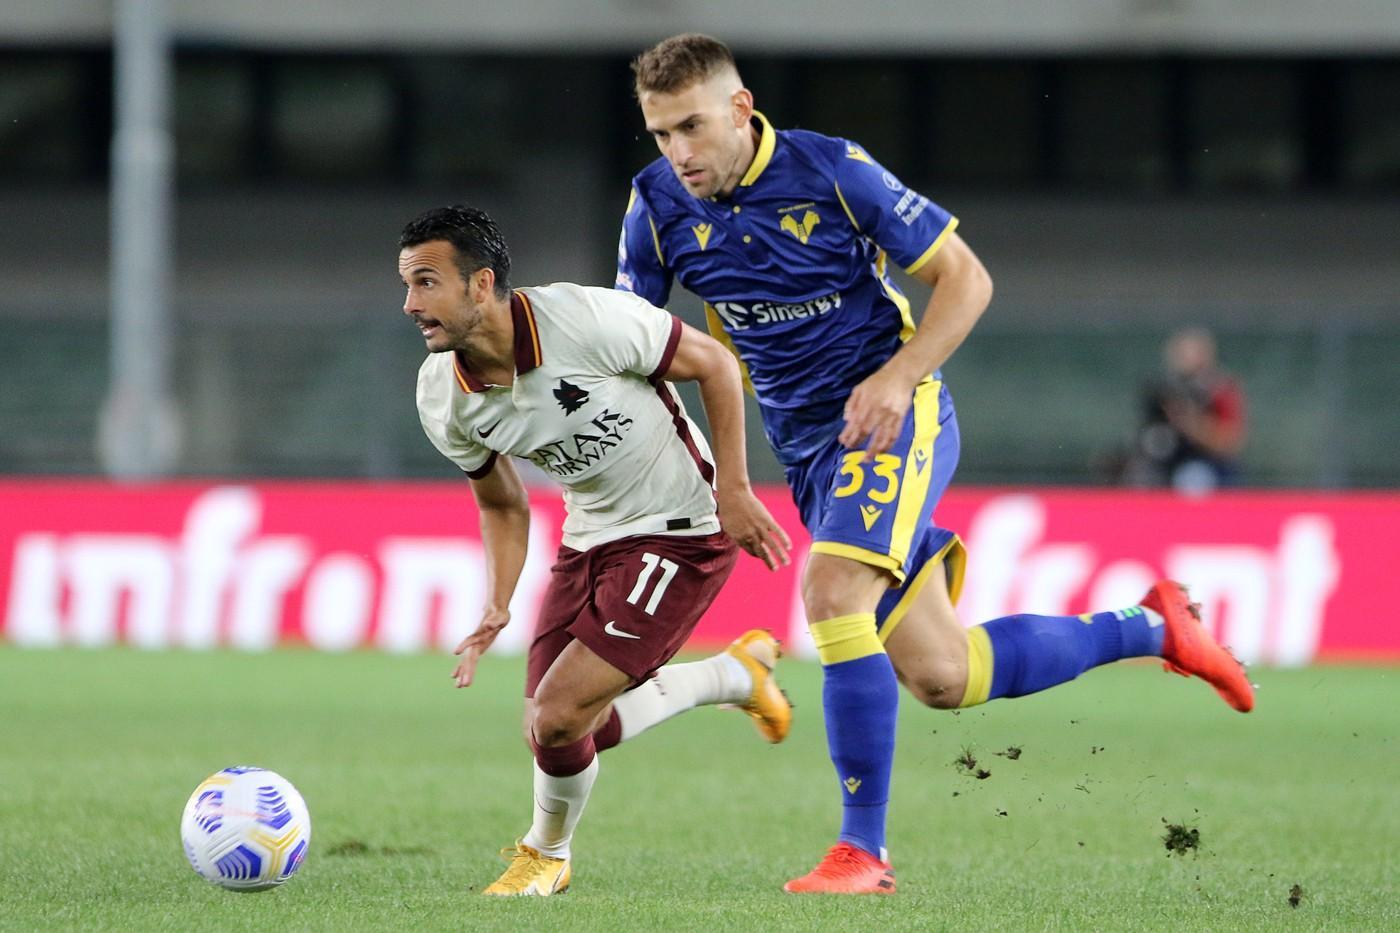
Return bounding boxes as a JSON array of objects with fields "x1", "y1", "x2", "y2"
[
  {"x1": 451, "y1": 290, "x2": 543, "y2": 394},
  {"x1": 737, "y1": 111, "x2": 776, "y2": 188},
  {"x1": 510, "y1": 290, "x2": 543, "y2": 375},
  {"x1": 451, "y1": 353, "x2": 488, "y2": 394}
]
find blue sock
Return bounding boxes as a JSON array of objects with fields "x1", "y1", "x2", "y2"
[
  {"x1": 962, "y1": 606, "x2": 1165, "y2": 705},
  {"x1": 810, "y1": 613, "x2": 898, "y2": 859}
]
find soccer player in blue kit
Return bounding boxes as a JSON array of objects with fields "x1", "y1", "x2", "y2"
[{"x1": 616, "y1": 34, "x2": 1255, "y2": 894}]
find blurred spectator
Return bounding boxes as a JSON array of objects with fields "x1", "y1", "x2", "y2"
[{"x1": 1122, "y1": 327, "x2": 1247, "y2": 494}]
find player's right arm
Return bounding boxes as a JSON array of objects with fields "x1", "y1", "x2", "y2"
[
  {"x1": 451, "y1": 456, "x2": 531, "y2": 688},
  {"x1": 660, "y1": 321, "x2": 792, "y2": 571},
  {"x1": 614, "y1": 184, "x2": 674, "y2": 307}
]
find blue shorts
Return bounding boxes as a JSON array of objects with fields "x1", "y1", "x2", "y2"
[{"x1": 766, "y1": 378, "x2": 967, "y2": 638}]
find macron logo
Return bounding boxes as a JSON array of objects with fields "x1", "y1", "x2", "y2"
[{"x1": 604, "y1": 620, "x2": 641, "y2": 640}]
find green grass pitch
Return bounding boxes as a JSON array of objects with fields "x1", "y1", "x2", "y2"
[{"x1": 0, "y1": 647, "x2": 1395, "y2": 931}]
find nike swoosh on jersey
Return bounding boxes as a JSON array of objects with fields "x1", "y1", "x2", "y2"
[
  {"x1": 477, "y1": 419, "x2": 503, "y2": 438},
  {"x1": 603, "y1": 620, "x2": 641, "y2": 640}
]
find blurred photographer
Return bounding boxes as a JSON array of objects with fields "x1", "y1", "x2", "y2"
[{"x1": 1125, "y1": 327, "x2": 1247, "y2": 494}]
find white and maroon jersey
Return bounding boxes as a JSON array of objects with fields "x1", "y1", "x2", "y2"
[{"x1": 417, "y1": 282, "x2": 720, "y2": 551}]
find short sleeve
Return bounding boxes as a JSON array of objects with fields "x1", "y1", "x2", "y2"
[
  {"x1": 415, "y1": 359, "x2": 498, "y2": 478},
  {"x1": 614, "y1": 184, "x2": 674, "y2": 308},
  {"x1": 589, "y1": 288, "x2": 682, "y2": 381},
  {"x1": 419, "y1": 412, "x2": 497, "y2": 479},
  {"x1": 833, "y1": 141, "x2": 958, "y2": 275}
]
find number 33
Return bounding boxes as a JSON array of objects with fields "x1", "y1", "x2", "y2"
[{"x1": 834, "y1": 452, "x2": 901, "y2": 503}]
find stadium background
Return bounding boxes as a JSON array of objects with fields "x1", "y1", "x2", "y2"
[
  {"x1": 3, "y1": 5, "x2": 1400, "y2": 928},
  {"x1": 1, "y1": 2, "x2": 1398, "y2": 656}
]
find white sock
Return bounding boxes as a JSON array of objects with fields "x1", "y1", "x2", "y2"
[
  {"x1": 521, "y1": 756, "x2": 598, "y2": 860},
  {"x1": 612, "y1": 654, "x2": 751, "y2": 742}
]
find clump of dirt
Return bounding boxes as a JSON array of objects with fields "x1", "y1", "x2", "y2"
[
  {"x1": 994, "y1": 746, "x2": 1023, "y2": 760},
  {"x1": 995, "y1": 808, "x2": 1008, "y2": 817},
  {"x1": 1288, "y1": 884, "x2": 1304, "y2": 908},
  {"x1": 1161, "y1": 820, "x2": 1201, "y2": 857},
  {"x1": 954, "y1": 747, "x2": 992, "y2": 779}
]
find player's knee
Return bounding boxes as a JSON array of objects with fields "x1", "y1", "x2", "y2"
[
  {"x1": 914, "y1": 680, "x2": 965, "y2": 710},
  {"x1": 901, "y1": 662, "x2": 967, "y2": 710},
  {"x1": 529, "y1": 703, "x2": 590, "y2": 748}
]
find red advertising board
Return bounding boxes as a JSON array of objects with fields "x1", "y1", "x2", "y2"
[{"x1": 1, "y1": 481, "x2": 1396, "y2": 665}]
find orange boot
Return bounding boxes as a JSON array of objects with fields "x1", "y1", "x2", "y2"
[{"x1": 1144, "y1": 580, "x2": 1254, "y2": 712}]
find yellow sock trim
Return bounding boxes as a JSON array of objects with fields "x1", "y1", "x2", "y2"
[
  {"x1": 959, "y1": 625, "x2": 994, "y2": 708},
  {"x1": 809, "y1": 613, "x2": 884, "y2": 666}
]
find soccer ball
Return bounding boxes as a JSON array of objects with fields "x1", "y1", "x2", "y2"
[{"x1": 180, "y1": 766, "x2": 311, "y2": 891}]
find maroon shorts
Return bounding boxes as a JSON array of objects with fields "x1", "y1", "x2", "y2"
[{"x1": 525, "y1": 531, "x2": 739, "y2": 696}]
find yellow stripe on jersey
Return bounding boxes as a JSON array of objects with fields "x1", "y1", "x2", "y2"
[
  {"x1": 888, "y1": 378, "x2": 942, "y2": 565},
  {"x1": 874, "y1": 250, "x2": 917, "y2": 342},
  {"x1": 703, "y1": 302, "x2": 756, "y2": 395},
  {"x1": 833, "y1": 180, "x2": 862, "y2": 233},
  {"x1": 646, "y1": 212, "x2": 666, "y2": 268},
  {"x1": 878, "y1": 535, "x2": 966, "y2": 643},
  {"x1": 627, "y1": 185, "x2": 668, "y2": 269},
  {"x1": 810, "y1": 541, "x2": 907, "y2": 585},
  {"x1": 739, "y1": 111, "x2": 777, "y2": 187},
  {"x1": 904, "y1": 216, "x2": 960, "y2": 276},
  {"x1": 831, "y1": 187, "x2": 916, "y2": 342}
]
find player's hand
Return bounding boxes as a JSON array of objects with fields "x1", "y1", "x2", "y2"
[
  {"x1": 716, "y1": 485, "x2": 792, "y2": 572},
  {"x1": 840, "y1": 366, "x2": 916, "y2": 460},
  {"x1": 450, "y1": 608, "x2": 510, "y2": 688}
]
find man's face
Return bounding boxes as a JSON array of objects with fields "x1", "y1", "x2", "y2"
[
  {"x1": 1166, "y1": 331, "x2": 1214, "y2": 377},
  {"x1": 639, "y1": 75, "x2": 752, "y2": 199},
  {"x1": 398, "y1": 240, "x2": 482, "y2": 353}
]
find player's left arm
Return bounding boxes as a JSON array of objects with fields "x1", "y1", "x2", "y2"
[
  {"x1": 830, "y1": 145, "x2": 993, "y2": 457},
  {"x1": 661, "y1": 322, "x2": 792, "y2": 571},
  {"x1": 840, "y1": 232, "x2": 993, "y2": 457}
]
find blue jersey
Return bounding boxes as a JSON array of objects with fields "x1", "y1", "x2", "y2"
[
  {"x1": 615, "y1": 112, "x2": 958, "y2": 460},
  {"x1": 618, "y1": 112, "x2": 969, "y2": 618}
]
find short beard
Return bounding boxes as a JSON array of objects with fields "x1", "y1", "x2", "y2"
[{"x1": 440, "y1": 303, "x2": 483, "y2": 353}]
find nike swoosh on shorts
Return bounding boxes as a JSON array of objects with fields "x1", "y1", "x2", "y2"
[{"x1": 604, "y1": 620, "x2": 641, "y2": 640}]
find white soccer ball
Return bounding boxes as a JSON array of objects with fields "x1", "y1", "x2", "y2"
[{"x1": 180, "y1": 766, "x2": 311, "y2": 891}]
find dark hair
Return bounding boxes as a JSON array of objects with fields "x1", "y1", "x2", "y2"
[
  {"x1": 632, "y1": 33, "x2": 740, "y2": 97},
  {"x1": 399, "y1": 205, "x2": 511, "y2": 298}
]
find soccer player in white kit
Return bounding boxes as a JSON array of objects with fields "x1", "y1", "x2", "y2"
[{"x1": 400, "y1": 205, "x2": 793, "y2": 896}]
